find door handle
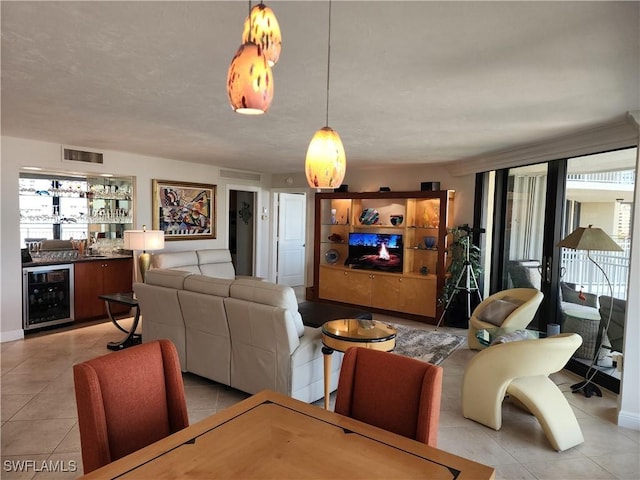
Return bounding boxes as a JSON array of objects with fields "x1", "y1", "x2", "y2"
[{"x1": 543, "y1": 256, "x2": 552, "y2": 285}]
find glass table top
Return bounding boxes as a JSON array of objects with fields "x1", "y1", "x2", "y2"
[{"x1": 322, "y1": 319, "x2": 397, "y2": 343}]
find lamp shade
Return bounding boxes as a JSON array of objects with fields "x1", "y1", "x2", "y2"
[
  {"x1": 305, "y1": 126, "x2": 346, "y2": 189},
  {"x1": 227, "y1": 42, "x2": 274, "y2": 114},
  {"x1": 242, "y1": 3, "x2": 282, "y2": 67},
  {"x1": 556, "y1": 225, "x2": 622, "y2": 252},
  {"x1": 123, "y1": 229, "x2": 165, "y2": 252}
]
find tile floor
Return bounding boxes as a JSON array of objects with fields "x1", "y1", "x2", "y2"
[{"x1": 1, "y1": 313, "x2": 639, "y2": 480}]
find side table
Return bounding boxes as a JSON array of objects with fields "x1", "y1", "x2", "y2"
[
  {"x1": 561, "y1": 304, "x2": 601, "y2": 360},
  {"x1": 99, "y1": 292, "x2": 141, "y2": 351},
  {"x1": 321, "y1": 319, "x2": 397, "y2": 410}
]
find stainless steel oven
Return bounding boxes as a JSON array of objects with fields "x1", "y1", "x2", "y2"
[{"x1": 22, "y1": 264, "x2": 74, "y2": 330}]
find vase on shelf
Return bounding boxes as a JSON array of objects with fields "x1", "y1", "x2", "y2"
[
  {"x1": 390, "y1": 214, "x2": 404, "y2": 226},
  {"x1": 424, "y1": 236, "x2": 436, "y2": 249}
]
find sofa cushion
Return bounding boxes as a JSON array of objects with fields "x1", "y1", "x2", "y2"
[
  {"x1": 144, "y1": 269, "x2": 192, "y2": 289},
  {"x1": 151, "y1": 251, "x2": 200, "y2": 272},
  {"x1": 183, "y1": 275, "x2": 232, "y2": 297},
  {"x1": 230, "y1": 278, "x2": 305, "y2": 337},
  {"x1": 197, "y1": 249, "x2": 236, "y2": 279}
]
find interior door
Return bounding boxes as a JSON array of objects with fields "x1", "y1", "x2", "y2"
[
  {"x1": 229, "y1": 190, "x2": 255, "y2": 276},
  {"x1": 276, "y1": 193, "x2": 306, "y2": 286}
]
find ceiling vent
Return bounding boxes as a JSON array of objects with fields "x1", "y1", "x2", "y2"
[{"x1": 61, "y1": 146, "x2": 103, "y2": 164}]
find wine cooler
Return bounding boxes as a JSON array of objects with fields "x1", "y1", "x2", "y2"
[{"x1": 22, "y1": 264, "x2": 74, "y2": 330}]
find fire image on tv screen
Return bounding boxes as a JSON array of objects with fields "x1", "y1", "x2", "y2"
[{"x1": 347, "y1": 233, "x2": 403, "y2": 272}]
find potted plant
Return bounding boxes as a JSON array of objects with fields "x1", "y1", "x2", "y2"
[{"x1": 439, "y1": 225, "x2": 483, "y2": 328}]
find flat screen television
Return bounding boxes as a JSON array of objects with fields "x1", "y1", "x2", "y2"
[{"x1": 347, "y1": 233, "x2": 403, "y2": 273}]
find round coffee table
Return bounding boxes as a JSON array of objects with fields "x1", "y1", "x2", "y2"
[{"x1": 321, "y1": 319, "x2": 397, "y2": 409}]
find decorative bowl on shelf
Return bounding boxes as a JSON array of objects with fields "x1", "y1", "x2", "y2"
[
  {"x1": 325, "y1": 249, "x2": 340, "y2": 265},
  {"x1": 389, "y1": 214, "x2": 404, "y2": 226},
  {"x1": 359, "y1": 208, "x2": 379, "y2": 225},
  {"x1": 328, "y1": 233, "x2": 343, "y2": 242},
  {"x1": 424, "y1": 236, "x2": 436, "y2": 249}
]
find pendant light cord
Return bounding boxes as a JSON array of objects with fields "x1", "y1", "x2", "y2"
[
  {"x1": 325, "y1": 0, "x2": 332, "y2": 127},
  {"x1": 248, "y1": 1, "x2": 253, "y2": 40}
]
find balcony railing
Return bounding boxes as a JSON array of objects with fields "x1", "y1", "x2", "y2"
[
  {"x1": 566, "y1": 170, "x2": 635, "y2": 185},
  {"x1": 560, "y1": 238, "x2": 630, "y2": 300}
]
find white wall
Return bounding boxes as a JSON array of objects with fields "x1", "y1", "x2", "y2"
[
  {"x1": 1, "y1": 136, "x2": 271, "y2": 341},
  {"x1": 618, "y1": 117, "x2": 640, "y2": 429}
]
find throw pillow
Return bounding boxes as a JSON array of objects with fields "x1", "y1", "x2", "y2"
[
  {"x1": 560, "y1": 282, "x2": 597, "y2": 308},
  {"x1": 477, "y1": 298, "x2": 523, "y2": 326}
]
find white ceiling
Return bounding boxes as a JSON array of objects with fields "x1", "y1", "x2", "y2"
[{"x1": 2, "y1": 1, "x2": 638, "y2": 175}]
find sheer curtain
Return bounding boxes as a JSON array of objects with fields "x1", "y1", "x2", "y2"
[{"x1": 509, "y1": 174, "x2": 546, "y2": 260}]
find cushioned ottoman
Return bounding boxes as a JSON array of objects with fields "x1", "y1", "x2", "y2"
[{"x1": 298, "y1": 301, "x2": 372, "y2": 328}]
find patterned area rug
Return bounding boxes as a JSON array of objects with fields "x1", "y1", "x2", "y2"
[{"x1": 389, "y1": 323, "x2": 465, "y2": 365}]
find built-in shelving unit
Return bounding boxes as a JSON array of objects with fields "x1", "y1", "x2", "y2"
[
  {"x1": 313, "y1": 190, "x2": 454, "y2": 323},
  {"x1": 19, "y1": 174, "x2": 134, "y2": 245}
]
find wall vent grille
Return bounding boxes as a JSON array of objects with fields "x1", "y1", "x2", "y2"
[
  {"x1": 62, "y1": 147, "x2": 103, "y2": 164},
  {"x1": 220, "y1": 169, "x2": 261, "y2": 182}
]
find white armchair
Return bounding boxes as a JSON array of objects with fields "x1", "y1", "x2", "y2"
[
  {"x1": 462, "y1": 332, "x2": 584, "y2": 451},
  {"x1": 467, "y1": 288, "x2": 544, "y2": 350}
]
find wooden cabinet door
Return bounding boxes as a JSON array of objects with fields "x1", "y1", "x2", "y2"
[
  {"x1": 397, "y1": 276, "x2": 437, "y2": 317},
  {"x1": 370, "y1": 274, "x2": 399, "y2": 311},
  {"x1": 319, "y1": 266, "x2": 343, "y2": 302},
  {"x1": 346, "y1": 270, "x2": 374, "y2": 307},
  {"x1": 319, "y1": 267, "x2": 371, "y2": 306},
  {"x1": 74, "y1": 259, "x2": 133, "y2": 320},
  {"x1": 74, "y1": 261, "x2": 105, "y2": 320},
  {"x1": 103, "y1": 259, "x2": 133, "y2": 295},
  {"x1": 103, "y1": 259, "x2": 133, "y2": 315}
]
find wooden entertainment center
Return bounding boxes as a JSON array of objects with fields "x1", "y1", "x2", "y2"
[{"x1": 312, "y1": 190, "x2": 454, "y2": 323}]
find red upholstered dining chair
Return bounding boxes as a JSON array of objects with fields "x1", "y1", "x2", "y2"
[
  {"x1": 334, "y1": 347, "x2": 443, "y2": 447},
  {"x1": 73, "y1": 339, "x2": 189, "y2": 474}
]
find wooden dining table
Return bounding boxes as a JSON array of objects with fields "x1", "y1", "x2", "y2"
[{"x1": 79, "y1": 389, "x2": 495, "y2": 479}]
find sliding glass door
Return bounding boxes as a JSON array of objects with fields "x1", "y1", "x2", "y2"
[
  {"x1": 558, "y1": 149, "x2": 635, "y2": 389},
  {"x1": 489, "y1": 161, "x2": 566, "y2": 332},
  {"x1": 481, "y1": 147, "x2": 636, "y2": 393}
]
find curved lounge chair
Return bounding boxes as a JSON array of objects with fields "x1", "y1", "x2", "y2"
[
  {"x1": 467, "y1": 288, "x2": 544, "y2": 350},
  {"x1": 462, "y1": 333, "x2": 584, "y2": 452}
]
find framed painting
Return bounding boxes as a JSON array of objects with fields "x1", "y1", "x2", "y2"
[{"x1": 152, "y1": 180, "x2": 216, "y2": 241}]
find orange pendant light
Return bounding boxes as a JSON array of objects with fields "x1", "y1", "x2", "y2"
[
  {"x1": 227, "y1": 2, "x2": 274, "y2": 115},
  {"x1": 227, "y1": 42, "x2": 273, "y2": 114},
  {"x1": 242, "y1": 3, "x2": 282, "y2": 67},
  {"x1": 305, "y1": 0, "x2": 346, "y2": 190},
  {"x1": 305, "y1": 127, "x2": 346, "y2": 189}
]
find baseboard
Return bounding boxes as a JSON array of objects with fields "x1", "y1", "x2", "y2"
[
  {"x1": 618, "y1": 410, "x2": 640, "y2": 430},
  {"x1": 1, "y1": 329, "x2": 24, "y2": 343}
]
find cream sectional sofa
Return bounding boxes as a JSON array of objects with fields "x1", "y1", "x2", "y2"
[
  {"x1": 133, "y1": 267, "x2": 342, "y2": 404},
  {"x1": 150, "y1": 248, "x2": 243, "y2": 279}
]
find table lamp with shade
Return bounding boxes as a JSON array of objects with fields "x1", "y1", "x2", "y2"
[
  {"x1": 123, "y1": 226, "x2": 165, "y2": 282},
  {"x1": 556, "y1": 224, "x2": 623, "y2": 398}
]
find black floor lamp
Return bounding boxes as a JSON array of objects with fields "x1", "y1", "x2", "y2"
[{"x1": 557, "y1": 225, "x2": 623, "y2": 398}]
